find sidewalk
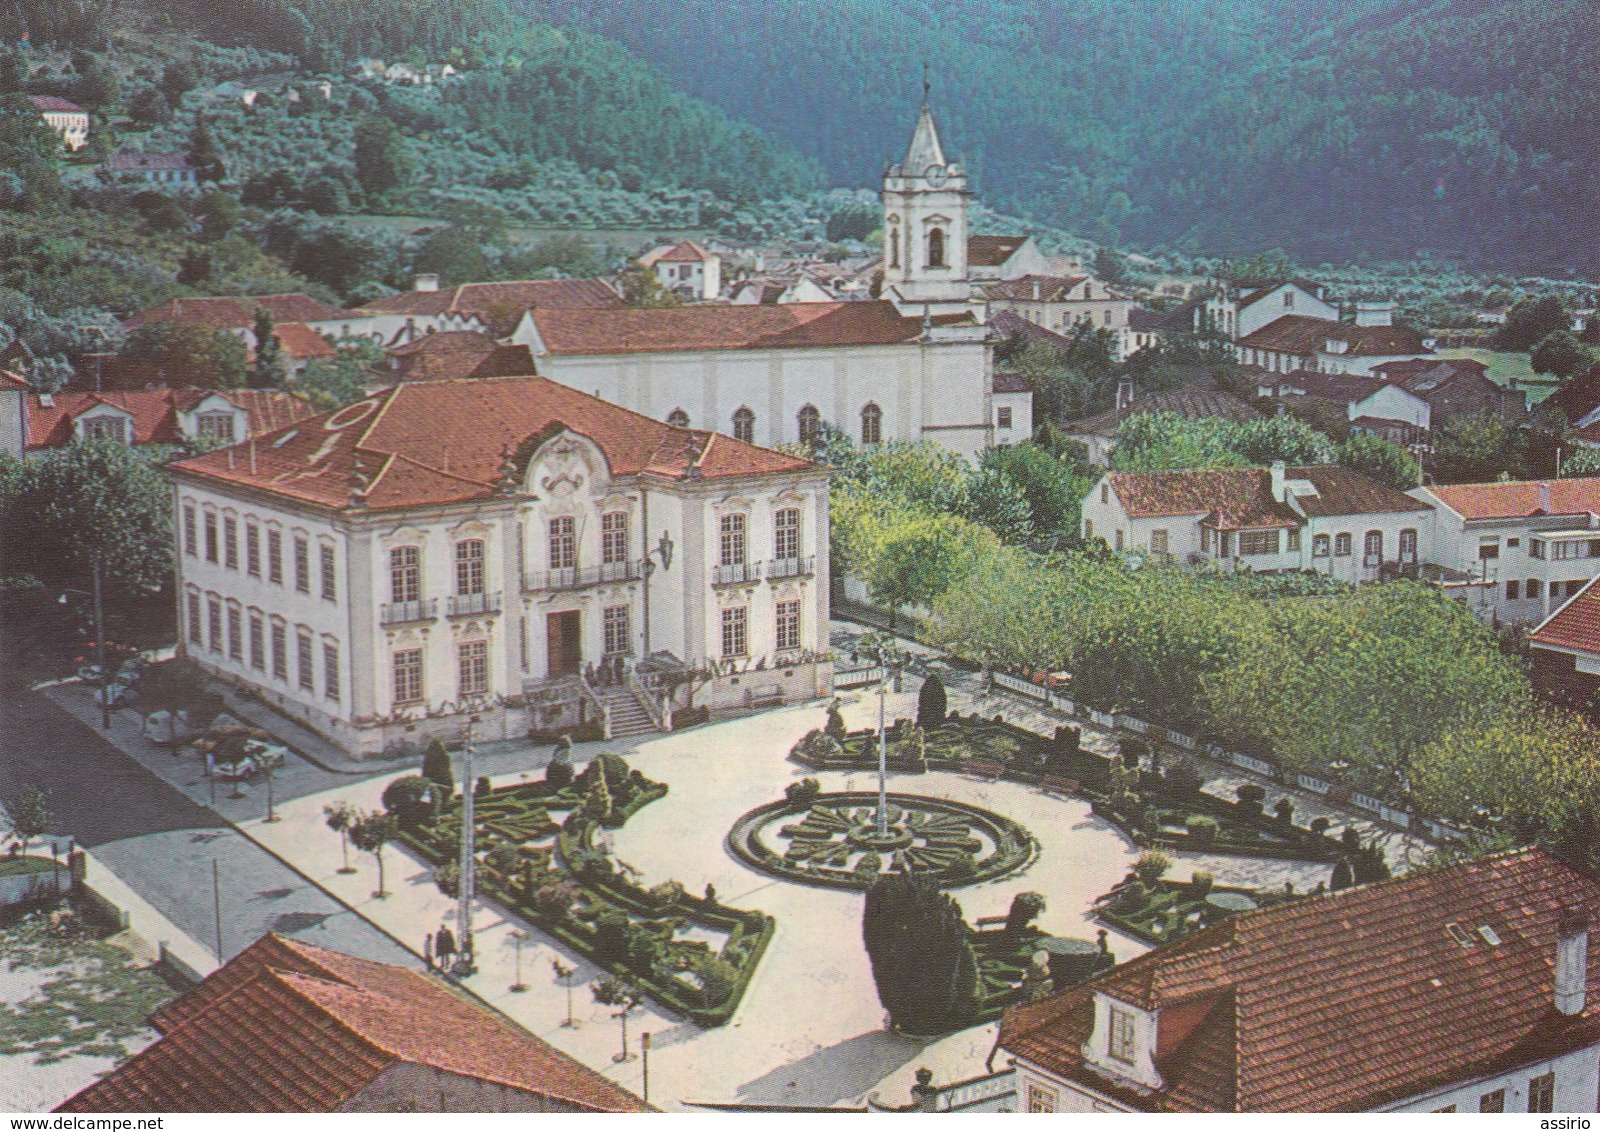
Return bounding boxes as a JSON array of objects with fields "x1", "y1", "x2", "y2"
[{"x1": 79, "y1": 849, "x2": 220, "y2": 982}]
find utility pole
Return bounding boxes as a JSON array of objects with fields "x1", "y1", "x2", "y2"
[
  {"x1": 641, "y1": 1031, "x2": 651, "y2": 1104},
  {"x1": 92, "y1": 555, "x2": 108, "y2": 730},
  {"x1": 211, "y1": 858, "x2": 223, "y2": 962},
  {"x1": 454, "y1": 718, "x2": 477, "y2": 976},
  {"x1": 876, "y1": 676, "x2": 890, "y2": 837}
]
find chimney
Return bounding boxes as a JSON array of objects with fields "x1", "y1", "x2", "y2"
[
  {"x1": 413, "y1": 273, "x2": 440, "y2": 293},
  {"x1": 1555, "y1": 910, "x2": 1589, "y2": 1016},
  {"x1": 1538, "y1": 481, "x2": 1553, "y2": 513},
  {"x1": 1271, "y1": 460, "x2": 1287, "y2": 503}
]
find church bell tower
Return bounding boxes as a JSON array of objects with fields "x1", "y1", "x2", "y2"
[{"x1": 881, "y1": 80, "x2": 973, "y2": 317}]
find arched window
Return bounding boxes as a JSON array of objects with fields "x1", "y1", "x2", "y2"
[
  {"x1": 732, "y1": 406, "x2": 755, "y2": 445},
  {"x1": 797, "y1": 404, "x2": 821, "y2": 447},
  {"x1": 861, "y1": 402, "x2": 882, "y2": 446},
  {"x1": 887, "y1": 227, "x2": 900, "y2": 269},
  {"x1": 926, "y1": 226, "x2": 945, "y2": 268},
  {"x1": 666, "y1": 408, "x2": 690, "y2": 428}
]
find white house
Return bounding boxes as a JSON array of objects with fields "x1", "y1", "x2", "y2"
[
  {"x1": 728, "y1": 274, "x2": 834, "y2": 305},
  {"x1": 965, "y1": 235, "x2": 1050, "y2": 282},
  {"x1": 1233, "y1": 279, "x2": 1340, "y2": 341},
  {"x1": 101, "y1": 151, "x2": 197, "y2": 188},
  {"x1": 640, "y1": 241, "x2": 721, "y2": 302},
  {"x1": 997, "y1": 847, "x2": 1600, "y2": 1113},
  {"x1": 1260, "y1": 370, "x2": 1432, "y2": 442},
  {"x1": 168, "y1": 375, "x2": 832, "y2": 759},
  {"x1": 1080, "y1": 462, "x2": 1432, "y2": 583},
  {"x1": 27, "y1": 95, "x2": 88, "y2": 151},
  {"x1": 983, "y1": 275, "x2": 1142, "y2": 358},
  {"x1": 991, "y1": 371, "x2": 1033, "y2": 445},
  {"x1": 1237, "y1": 302, "x2": 1435, "y2": 377},
  {"x1": 1410, "y1": 477, "x2": 1600, "y2": 623},
  {"x1": 125, "y1": 294, "x2": 373, "y2": 352}
]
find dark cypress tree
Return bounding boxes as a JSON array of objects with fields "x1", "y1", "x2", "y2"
[
  {"x1": 187, "y1": 114, "x2": 225, "y2": 184},
  {"x1": 249, "y1": 308, "x2": 283, "y2": 389},
  {"x1": 421, "y1": 739, "x2": 455, "y2": 794},
  {"x1": 863, "y1": 873, "x2": 978, "y2": 1035},
  {"x1": 916, "y1": 674, "x2": 947, "y2": 729}
]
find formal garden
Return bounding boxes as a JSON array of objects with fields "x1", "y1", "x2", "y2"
[{"x1": 382, "y1": 742, "x2": 774, "y2": 1028}]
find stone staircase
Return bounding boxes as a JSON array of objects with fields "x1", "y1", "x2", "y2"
[{"x1": 595, "y1": 685, "x2": 661, "y2": 740}]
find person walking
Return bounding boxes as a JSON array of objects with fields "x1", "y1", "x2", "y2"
[{"x1": 435, "y1": 924, "x2": 457, "y2": 971}]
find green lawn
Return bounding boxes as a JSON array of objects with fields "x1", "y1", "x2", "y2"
[
  {"x1": 1434, "y1": 347, "x2": 1555, "y2": 402},
  {"x1": 0, "y1": 857, "x2": 56, "y2": 877}
]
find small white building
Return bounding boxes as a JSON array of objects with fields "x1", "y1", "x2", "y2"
[
  {"x1": 1260, "y1": 369, "x2": 1432, "y2": 442},
  {"x1": 991, "y1": 371, "x2": 1033, "y2": 445},
  {"x1": 168, "y1": 375, "x2": 832, "y2": 759},
  {"x1": 984, "y1": 275, "x2": 1142, "y2": 358},
  {"x1": 27, "y1": 95, "x2": 88, "y2": 151},
  {"x1": 641, "y1": 240, "x2": 721, "y2": 302},
  {"x1": 101, "y1": 151, "x2": 198, "y2": 188},
  {"x1": 125, "y1": 294, "x2": 373, "y2": 353},
  {"x1": 1410, "y1": 477, "x2": 1600, "y2": 623},
  {"x1": 998, "y1": 847, "x2": 1600, "y2": 1114},
  {"x1": 1237, "y1": 303, "x2": 1435, "y2": 377},
  {"x1": 1233, "y1": 279, "x2": 1340, "y2": 341},
  {"x1": 1080, "y1": 462, "x2": 1432, "y2": 583}
]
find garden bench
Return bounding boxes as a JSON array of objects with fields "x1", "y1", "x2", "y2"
[
  {"x1": 967, "y1": 759, "x2": 1005, "y2": 782},
  {"x1": 1040, "y1": 775, "x2": 1079, "y2": 798}
]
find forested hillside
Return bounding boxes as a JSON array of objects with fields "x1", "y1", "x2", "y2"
[{"x1": 530, "y1": 0, "x2": 1598, "y2": 274}]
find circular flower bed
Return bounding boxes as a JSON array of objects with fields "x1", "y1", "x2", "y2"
[{"x1": 726, "y1": 791, "x2": 1037, "y2": 891}]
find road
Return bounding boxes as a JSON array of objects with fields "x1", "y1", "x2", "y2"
[{"x1": 0, "y1": 690, "x2": 412, "y2": 967}]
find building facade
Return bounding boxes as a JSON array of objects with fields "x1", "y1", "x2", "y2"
[
  {"x1": 27, "y1": 95, "x2": 88, "y2": 150},
  {"x1": 168, "y1": 376, "x2": 831, "y2": 759}
]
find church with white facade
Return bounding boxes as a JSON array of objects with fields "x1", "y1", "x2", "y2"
[{"x1": 505, "y1": 101, "x2": 1028, "y2": 459}]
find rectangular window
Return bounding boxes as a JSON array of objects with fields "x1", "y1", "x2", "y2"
[
  {"x1": 1507, "y1": 537, "x2": 1520, "y2": 548},
  {"x1": 204, "y1": 512, "x2": 218, "y2": 563},
  {"x1": 267, "y1": 529, "x2": 283, "y2": 584},
  {"x1": 207, "y1": 595, "x2": 222, "y2": 653},
  {"x1": 1084, "y1": 518, "x2": 1094, "y2": 541},
  {"x1": 603, "y1": 605, "x2": 631, "y2": 656},
  {"x1": 455, "y1": 539, "x2": 484, "y2": 595},
  {"x1": 224, "y1": 517, "x2": 238, "y2": 570},
  {"x1": 227, "y1": 604, "x2": 242, "y2": 662},
  {"x1": 390, "y1": 546, "x2": 420, "y2": 604},
  {"x1": 246, "y1": 522, "x2": 260, "y2": 577},
  {"x1": 293, "y1": 536, "x2": 310, "y2": 594},
  {"x1": 1287, "y1": 528, "x2": 1302, "y2": 552},
  {"x1": 271, "y1": 621, "x2": 287, "y2": 680},
  {"x1": 1239, "y1": 529, "x2": 1281, "y2": 556},
  {"x1": 1528, "y1": 1073, "x2": 1554, "y2": 1113},
  {"x1": 1335, "y1": 533, "x2": 1352, "y2": 557},
  {"x1": 1108, "y1": 1007, "x2": 1138, "y2": 1064},
  {"x1": 82, "y1": 416, "x2": 126, "y2": 444},
  {"x1": 602, "y1": 512, "x2": 629, "y2": 566},
  {"x1": 1399, "y1": 528, "x2": 1417, "y2": 562},
  {"x1": 1479, "y1": 538, "x2": 1500, "y2": 560},
  {"x1": 774, "y1": 508, "x2": 800, "y2": 562},
  {"x1": 1026, "y1": 1084, "x2": 1058, "y2": 1114},
  {"x1": 775, "y1": 599, "x2": 801, "y2": 652},
  {"x1": 296, "y1": 628, "x2": 314, "y2": 692},
  {"x1": 458, "y1": 640, "x2": 488, "y2": 697},
  {"x1": 1114, "y1": 528, "x2": 1124, "y2": 552},
  {"x1": 1570, "y1": 579, "x2": 1586, "y2": 598},
  {"x1": 1200, "y1": 526, "x2": 1211, "y2": 553},
  {"x1": 187, "y1": 592, "x2": 201, "y2": 644},
  {"x1": 1530, "y1": 539, "x2": 1546, "y2": 560},
  {"x1": 1527, "y1": 579, "x2": 1541, "y2": 600},
  {"x1": 249, "y1": 612, "x2": 264, "y2": 670},
  {"x1": 183, "y1": 505, "x2": 197, "y2": 556},
  {"x1": 721, "y1": 605, "x2": 748, "y2": 657},
  {"x1": 548, "y1": 516, "x2": 577, "y2": 570},
  {"x1": 1150, "y1": 529, "x2": 1169, "y2": 556},
  {"x1": 997, "y1": 406, "x2": 1013, "y2": 429},
  {"x1": 393, "y1": 648, "x2": 424, "y2": 704},
  {"x1": 323, "y1": 641, "x2": 339, "y2": 701},
  {"x1": 1553, "y1": 540, "x2": 1589, "y2": 560},
  {"x1": 1364, "y1": 531, "x2": 1383, "y2": 565},
  {"x1": 197, "y1": 411, "x2": 235, "y2": 443},
  {"x1": 1506, "y1": 579, "x2": 1520, "y2": 601},
  {"x1": 1479, "y1": 1089, "x2": 1505, "y2": 1113},
  {"x1": 720, "y1": 513, "x2": 746, "y2": 567},
  {"x1": 320, "y1": 544, "x2": 336, "y2": 602}
]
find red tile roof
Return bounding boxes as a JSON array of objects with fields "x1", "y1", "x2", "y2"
[
  {"x1": 1000, "y1": 847, "x2": 1600, "y2": 1112},
  {"x1": 1239, "y1": 314, "x2": 1431, "y2": 359},
  {"x1": 28, "y1": 95, "x2": 85, "y2": 114},
  {"x1": 270, "y1": 322, "x2": 336, "y2": 360},
  {"x1": 170, "y1": 375, "x2": 815, "y2": 512},
  {"x1": 60, "y1": 934, "x2": 649, "y2": 1113},
  {"x1": 1106, "y1": 465, "x2": 1426, "y2": 528},
  {"x1": 356, "y1": 279, "x2": 622, "y2": 328},
  {"x1": 27, "y1": 388, "x2": 315, "y2": 450},
  {"x1": 985, "y1": 274, "x2": 1089, "y2": 303},
  {"x1": 126, "y1": 294, "x2": 358, "y2": 332},
  {"x1": 989, "y1": 309, "x2": 1076, "y2": 351},
  {"x1": 1270, "y1": 368, "x2": 1391, "y2": 404},
  {"x1": 1531, "y1": 577, "x2": 1600, "y2": 655},
  {"x1": 967, "y1": 234, "x2": 1029, "y2": 267},
  {"x1": 993, "y1": 371, "x2": 1031, "y2": 394},
  {"x1": 656, "y1": 240, "x2": 713, "y2": 263},
  {"x1": 1373, "y1": 357, "x2": 1488, "y2": 392},
  {"x1": 0, "y1": 369, "x2": 29, "y2": 391},
  {"x1": 387, "y1": 331, "x2": 537, "y2": 383},
  {"x1": 1422, "y1": 477, "x2": 1600, "y2": 521},
  {"x1": 527, "y1": 300, "x2": 971, "y2": 357}
]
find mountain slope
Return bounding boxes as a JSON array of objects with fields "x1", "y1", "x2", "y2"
[{"x1": 528, "y1": 0, "x2": 1597, "y2": 273}]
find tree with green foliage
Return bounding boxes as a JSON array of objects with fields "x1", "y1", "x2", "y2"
[
  {"x1": 917, "y1": 673, "x2": 947, "y2": 729},
  {"x1": 119, "y1": 322, "x2": 248, "y2": 389},
  {"x1": 1093, "y1": 246, "x2": 1128, "y2": 286},
  {"x1": 186, "y1": 114, "x2": 226, "y2": 184},
  {"x1": 196, "y1": 190, "x2": 240, "y2": 243},
  {"x1": 618, "y1": 264, "x2": 679, "y2": 308},
  {"x1": 2, "y1": 786, "x2": 50, "y2": 852},
  {"x1": 1561, "y1": 448, "x2": 1600, "y2": 478},
  {"x1": 978, "y1": 442, "x2": 1096, "y2": 549},
  {"x1": 293, "y1": 338, "x2": 379, "y2": 410},
  {"x1": 323, "y1": 801, "x2": 356, "y2": 874},
  {"x1": 353, "y1": 114, "x2": 409, "y2": 198},
  {"x1": 421, "y1": 739, "x2": 455, "y2": 794},
  {"x1": 1429, "y1": 412, "x2": 1531, "y2": 484},
  {"x1": 1339, "y1": 432, "x2": 1419, "y2": 490},
  {"x1": 1493, "y1": 296, "x2": 1570, "y2": 352},
  {"x1": 1532, "y1": 330, "x2": 1597, "y2": 380},
  {"x1": 414, "y1": 227, "x2": 490, "y2": 287},
  {"x1": 0, "y1": 441, "x2": 171, "y2": 597},
  {"x1": 160, "y1": 61, "x2": 198, "y2": 106},
  {"x1": 1003, "y1": 891, "x2": 1046, "y2": 938},
  {"x1": 128, "y1": 87, "x2": 173, "y2": 127},
  {"x1": 348, "y1": 809, "x2": 400, "y2": 898},
  {"x1": 0, "y1": 93, "x2": 66, "y2": 212},
  {"x1": 825, "y1": 199, "x2": 878, "y2": 242},
  {"x1": 863, "y1": 872, "x2": 978, "y2": 1035},
  {"x1": 381, "y1": 775, "x2": 435, "y2": 828},
  {"x1": 249, "y1": 308, "x2": 284, "y2": 389}
]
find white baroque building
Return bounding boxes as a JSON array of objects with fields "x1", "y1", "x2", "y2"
[{"x1": 169, "y1": 375, "x2": 831, "y2": 758}]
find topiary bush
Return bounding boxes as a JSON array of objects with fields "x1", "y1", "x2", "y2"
[
  {"x1": 545, "y1": 759, "x2": 575, "y2": 790},
  {"x1": 824, "y1": 698, "x2": 847, "y2": 740},
  {"x1": 1188, "y1": 870, "x2": 1214, "y2": 898},
  {"x1": 1235, "y1": 783, "x2": 1266, "y2": 819},
  {"x1": 1273, "y1": 799, "x2": 1295, "y2": 826},
  {"x1": 917, "y1": 674, "x2": 947, "y2": 729},
  {"x1": 1161, "y1": 759, "x2": 1205, "y2": 802},
  {"x1": 863, "y1": 872, "x2": 978, "y2": 1036},
  {"x1": 594, "y1": 910, "x2": 630, "y2": 964},
  {"x1": 785, "y1": 777, "x2": 822, "y2": 807},
  {"x1": 1134, "y1": 850, "x2": 1172, "y2": 883},
  {"x1": 1310, "y1": 816, "x2": 1331, "y2": 836},
  {"x1": 381, "y1": 775, "x2": 435, "y2": 828},
  {"x1": 421, "y1": 739, "x2": 455, "y2": 794},
  {"x1": 1186, "y1": 814, "x2": 1219, "y2": 848}
]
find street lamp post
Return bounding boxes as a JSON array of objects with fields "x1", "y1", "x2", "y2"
[
  {"x1": 453, "y1": 718, "x2": 478, "y2": 977},
  {"x1": 509, "y1": 930, "x2": 528, "y2": 992},
  {"x1": 59, "y1": 556, "x2": 109, "y2": 729},
  {"x1": 876, "y1": 675, "x2": 890, "y2": 837}
]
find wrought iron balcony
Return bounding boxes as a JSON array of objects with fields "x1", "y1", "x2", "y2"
[
  {"x1": 710, "y1": 561, "x2": 762, "y2": 586},
  {"x1": 523, "y1": 560, "x2": 642, "y2": 593},
  {"x1": 379, "y1": 598, "x2": 436, "y2": 626},
  {"x1": 765, "y1": 555, "x2": 816, "y2": 580},
  {"x1": 447, "y1": 591, "x2": 503, "y2": 617}
]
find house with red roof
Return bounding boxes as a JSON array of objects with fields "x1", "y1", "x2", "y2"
[
  {"x1": 1372, "y1": 356, "x2": 1524, "y2": 428},
  {"x1": 1259, "y1": 368, "x2": 1431, "y2": 445},
  {"x1": 1529, "y1": 576, "x2": 1600, "y2": 709},
  {"x1": 58, "y1": 933, "x2": 650, "y2": 1113},
  {"x1": 168, "y1": 375, "x2": 831, "y2": 758},
  {"x1": 1080, "y1": 461, "x2": 1432, "y2": 583},
  {"x1": 355, "y1": 275, "x2": 622, "y2": 344},
  {"x1": 27, "y1": 94, "x2": 88, "y2": 150},
  {"x1": 1410, "y1": 477, "x2": 1600, "y2": 624},
  {"x1": 984, "y1": 274, "x2": 1145, "y2": 359},
  {"x1": 125, "y1": 293, "x2": 373, "y2": 368},
  {"x1": 1237, "y1": 303, "x2": 1434, "y2": 378},
  {"x1": 640, "y1": 240, "x2": 722, "y2": 301},
  {"x1": 997, "y1": 847, "x2": 1600, "y2": 1113},
  {"x1": 0, "y1": 373, "x2": 315, "y2": 460}
]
